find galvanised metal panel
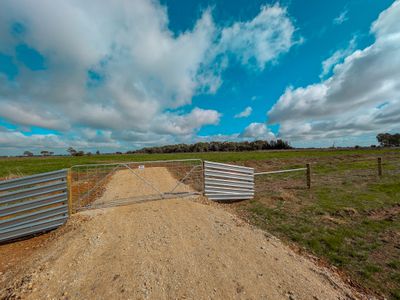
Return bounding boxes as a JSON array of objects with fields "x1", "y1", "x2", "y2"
[
  {"x1": 204, "y1": 170, "x2": 253, "y2": 181},
  {"x1": 205, "y1": 178, "x2": 254, "y2": 189},
  {"x1": 0, "y1": 217, "x2": 67, "y2": 242},
  {"x1": 0, "y1": 182, "x2": 67, "y2": 204},
  {"x1": 0, "y1": 193, "x2": 67, "y2": 217},
  {"x1": 0, "y1": 169, "x2": 67, "y2": 192},
  {"x1": 205, "y1": 185, "x2": 254, "y2": 193},
  {"x1": 206, "y1": 194, "x2": 253, "y2": 201},
  {"x1": 204, "y1": 161, "x2": 254, "y2": 201},
  {"x1": 0, "y1": 169, "x2": 69, "y2": 243},
  {"x1": 204, "y1": 161, "x2": 254, "y2": 174},
  {"x1": 0, "y1": 205, "x2": 68, "y2": 230},
  {"x1": 205, "y1": 189, "x2": 254, "y2": 195}
]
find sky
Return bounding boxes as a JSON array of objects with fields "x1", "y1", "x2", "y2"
[{"x1": 0, "y1": 0, "x2": 399, "y2": 155}]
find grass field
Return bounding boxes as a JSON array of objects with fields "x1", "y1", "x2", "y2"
[
  {"x1": 232, "y1": 150, "x2": 400, "y2": 299},
  {"x1": 0, "y1": 148, "x2": 398, "y2": 178},
  {"x1": 1, "y1": 148, "x2": 400, "y2": 298}
]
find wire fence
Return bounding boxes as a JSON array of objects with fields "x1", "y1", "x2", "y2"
[
  {"x1": 252, "y1": 155, "x2": 400, "y2": 196},
  {"x1": 70, "y1": 159, "x2": 203, "y2": 211}
]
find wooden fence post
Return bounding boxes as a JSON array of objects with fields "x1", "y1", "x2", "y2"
[
  {"x1": 306, "y1": 163, "x2": 311, "y2": 189},
  {"x1": 377, "y1": 157, "x2": 383, "y2": 177}
]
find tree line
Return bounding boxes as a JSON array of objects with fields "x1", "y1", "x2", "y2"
[
  {"x1": 128, "y1": 139, "x2": 292, "y2": 154},
  {"x1": 20, "y1": 133, "x2": 399, "y2": 157}
]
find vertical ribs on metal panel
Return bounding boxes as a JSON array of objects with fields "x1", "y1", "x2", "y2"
[
  {"x1": 0, "y1": 169, "x2": 68, "y2": 243},
  {"x1": 204, "y1": 161, "x2": 254, "y2": 201}
]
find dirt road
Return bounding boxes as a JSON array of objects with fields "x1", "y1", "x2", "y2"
[
  {"x1": 94, "y1": 167, "x2": 194, "y2": 206},
  {"x1": 1, "y1": 197, "x2": 363, "y2": 299}
]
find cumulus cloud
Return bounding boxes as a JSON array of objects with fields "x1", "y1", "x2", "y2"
[
  {"x1": 0, "y1": 0, "x2": 297, "y2": 154},
  {"x1": 234, "y1": 106, "x2": 252, "y2": 118},
  {"x1": 153, "y1": 108, "x2": 221, "y2": 135},
  {"x1": 0, "y1": 131, "x2": 65, "y2": 149},
  {"x1": 267, "y1": 0, "x2": 400, "y2": 143},
  {"x1": 240, "y1": 122, "x2": 275, "y2": 140},
  {"x1": 0, "y1": 103, "x2": 68, "y2": 130},
  {"x1": 0, "y1": 127, "x2": 123, "y2": 156},
  {"x1": 218, "y1": 5, "x2": 298, "y2": 69}
]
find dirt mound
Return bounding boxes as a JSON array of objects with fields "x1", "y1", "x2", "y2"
[{"x1": 0, "y1": 198, "x2": 364, "y2": 300}]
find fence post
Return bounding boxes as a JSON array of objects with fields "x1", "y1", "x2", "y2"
[
  {"x1": 377, "y1": 157, "x2": 383, "y2": 177},
  {"x1": 306, "y1": 163, "x2": 311, "y2": 189},
  {"x1": 202, "y1": 160, "x2": 206, "y2": 196},
  {"x1": 67, "y1": 169, "x2": 73, "y2": 215}
]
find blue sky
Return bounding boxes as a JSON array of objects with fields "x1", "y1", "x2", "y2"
[{"x1": 0, "y1": 0, "x2": 399, "y2": 155}]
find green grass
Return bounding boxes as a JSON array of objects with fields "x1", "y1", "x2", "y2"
[
  {"x1": 1, "y1": 148, "x2": 398, "y2": 178},
  {"x1": 243, "y1": 173, "x2": 400, "y2": 299}
]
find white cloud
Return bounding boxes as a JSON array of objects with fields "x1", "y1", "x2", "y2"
[
  {"x1": 153, "y1": 107, "x2": 221, "y2": 135},
  {"x1": 0, "y1": 127, "x2": 124, "y2": 156},
  {"x1": 234, "y1": 106, "x2": 252, "y2": 118},
  {"x1": 320, "y1": 37, "x2": 356, "y2": 78},
  {"x1": 0, "y1": 0, "x2": 297, "y2": 154},
  {"x1": 0, "y1": 131, "x2": 64, "y2": 150},
  {"x1": 268, "y1": 0, "x2": 400, "y2": 143},
  {"x1": 218, "y1": 4, "x2": 298, "y2": 69},
  {"x1": 240, "y1": 122, "x2": 275, "y2": 140},
  {"x1": 333, "y1": 10, "x2": 348, "y2": 25},
  {"x1": 0, "y1": 103, "x2": 68, "y2": 130}
]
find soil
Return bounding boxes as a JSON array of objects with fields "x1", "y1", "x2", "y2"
[
  {"x1": 1, "y1": 198, "x2": 365, "y2": 300},
  {"x1": 0, "y1": 166, "x2": 367, "y2": 299},
  {"x1": 368, "y1": 203, "x2": 400, "y2": 221}
]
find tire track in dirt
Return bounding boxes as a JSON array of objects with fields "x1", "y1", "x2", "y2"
[{"x1": 1, "y1": 198, "x2": 365, "y2": 299}]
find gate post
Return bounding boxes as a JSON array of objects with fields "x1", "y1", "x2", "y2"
[
  {"x1": 67, "y1": 169, "x2": 73, "y2": 215},
  {"x1": 202, "y1": 160, "x2": 206, "y2": 196}
]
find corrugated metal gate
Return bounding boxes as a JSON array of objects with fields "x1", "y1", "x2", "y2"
[
  {"x1": 204, "y1": 161, "x2": 254, "y2": 201},
  {"x1": 0, "y1": 170, "x2": 69, "y2": 243}
]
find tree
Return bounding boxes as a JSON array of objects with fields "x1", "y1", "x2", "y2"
[
  {"x1": 377, "y1": 133, "x2": 400, "y2": 147},
  {"x1": 96, "y1": 150, "x2": 100, "y2": 155},
  {"x1": 40, "y1": 150, "x2": 50, "y2": 156},
  {"x1": 67, "y1": 147, "x2": 77, "y2": 156},
  {"x1": 23, "y1": 151, "x2": 33, "y2": 157}
]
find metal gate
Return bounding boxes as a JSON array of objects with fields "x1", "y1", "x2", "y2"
[
  {"x1": 70, "y1": 159, "x2": 203, "y2": 211},
  {"x1": 204, "y1": 161, "x2": 254, "y2": 201},
  {"x1": 0, "y1": 159, "x2": 255, "y2": 242},
  {"x1": 0, "y1": 170, "x2": 69, "y2": 243}
]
